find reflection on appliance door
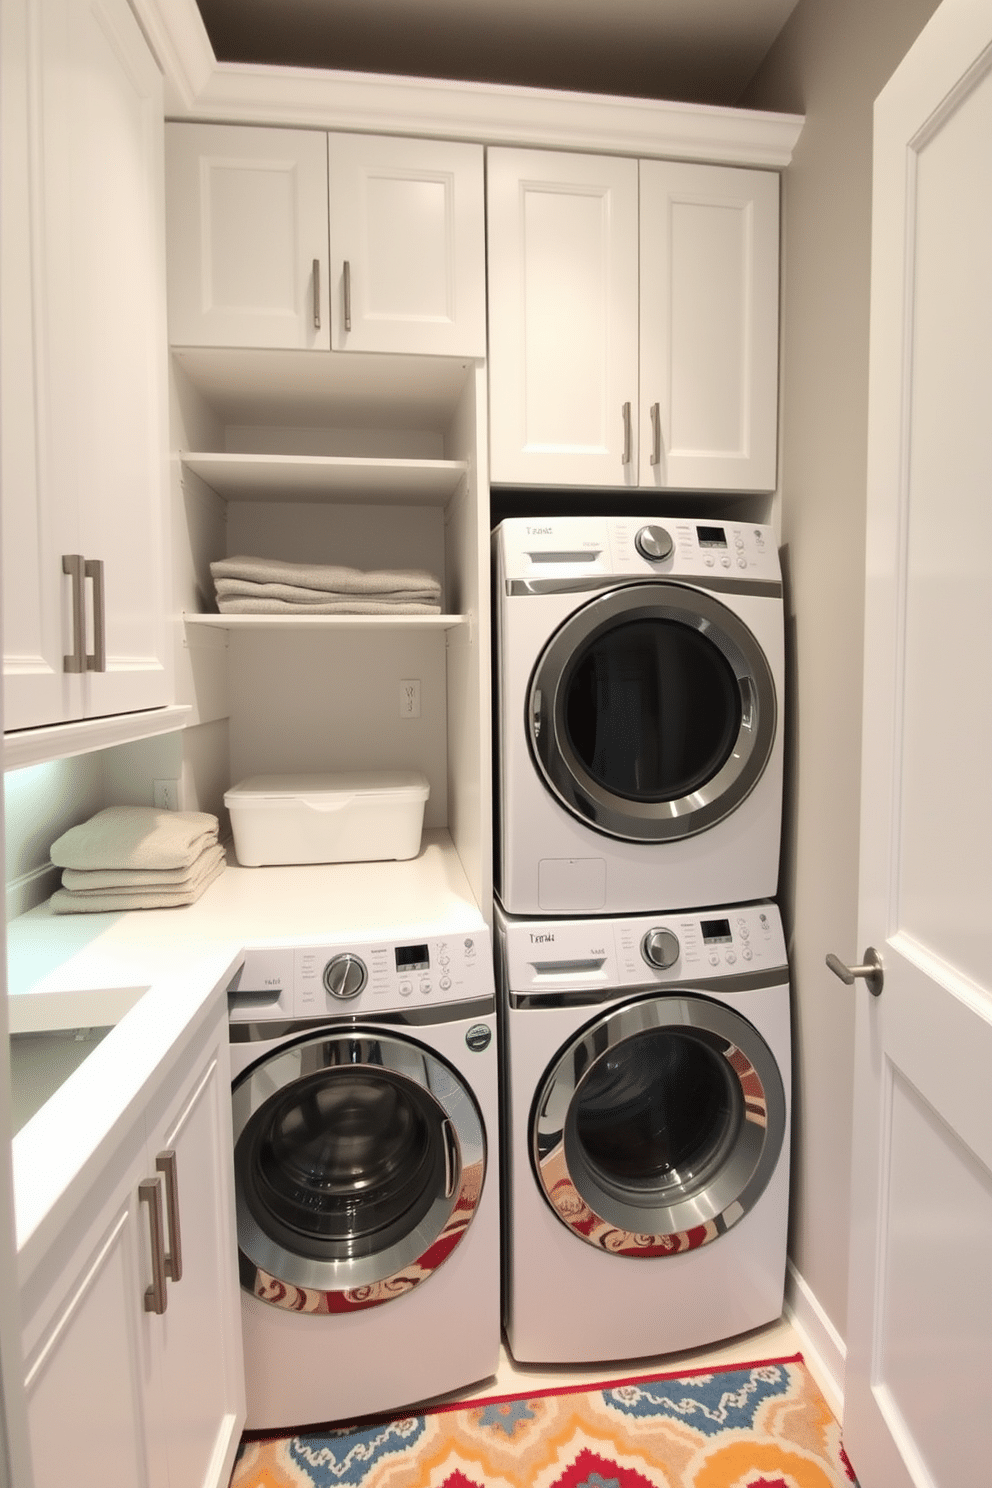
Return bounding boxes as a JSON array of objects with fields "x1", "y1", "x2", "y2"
[{"x1": 232, "y1": 1028, "x2": 485, "y2": 1313}]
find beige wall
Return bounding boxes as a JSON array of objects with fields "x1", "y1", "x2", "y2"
[{"x1": 742, "y1": 0, "x2": 941, "y2": 1348}]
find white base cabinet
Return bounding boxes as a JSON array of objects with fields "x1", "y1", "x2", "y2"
[
  {"x1": 19, "y1": 1004, "x2": 244, "y2": 1488},
  {"x1": 166, "y1": 124, "x2": 486, "y2": 358},
  {"x1": 1, "y1": 0, "x2": 172, "y2": 735},
  {"x1": 487, "y1": 147, "x2": 780, "y2": 492}
]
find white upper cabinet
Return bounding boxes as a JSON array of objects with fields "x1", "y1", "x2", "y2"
[
  {"x1": 166, "y1": 125, "x2": 486, "y2": 358},
  {"x1": 487, "y1": 147, "x2": 780, "y2": 492},
  {"x1": 165, "y1": 124, "x2": 331, "y2": 350},
  {"x1": 639, "y1": 160, "x2": 780, "y2": 492},
  {"x1": 327, "y1": 133, "x2": 486, "y2": 356},
  {"x1": 1, "y1": 0, "x2": 172, "y2": 735},
  {"x1": 486, "y1": 149, "x2": 639, "y2": 486}
]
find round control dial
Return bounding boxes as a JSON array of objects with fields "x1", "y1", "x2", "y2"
[
  {"x1": 641, "y1": 928, "x2": 680, "y2": 970},
  {"x1": 635, "y1": 524, "x2": 674, "y2": 562},
  {"x1": 322, "y1": 953, "x2": 367, "y2": 1000}
]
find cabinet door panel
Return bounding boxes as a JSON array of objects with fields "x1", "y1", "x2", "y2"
[
  {"x1": 151, "y1": 1038, "x2": 244, "y2": 1488},
  {"x1": 487, "y1": 148, "x2": 639, "y2": 486},
  {"x1": 640, "y1": 161, "x2": 779, "y2": 492},
  {"x1": 328, "y1": 133, "x2": 485, "y2": 356},
  {"x1": 166, "y1": 124, "x2": 330, "y2": 350},
  {"x1": 62, "y1": 0, "x2": 171, "y2": 717},
  {"x1": 24, "y1": 1200, "x2": 152, "y2": 1488}
]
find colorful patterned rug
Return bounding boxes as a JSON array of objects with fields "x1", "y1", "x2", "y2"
[{"x1": 229, "y1": 1353, "x2": 859, "y2": 1488}]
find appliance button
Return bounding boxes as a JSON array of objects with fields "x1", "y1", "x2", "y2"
[
  {"x1": 737, "y1": 557, "x2": 748, "y2": 569},
  {"x1": 420, "y1": 979, "x2": 432, "y2": 995},
  {"x1": 440, "y1": 976, "x2": 452, "y2": 991},
  {"x1": 743, "y1": 948, "x2": 754, "y2": 961},
  {"x1": 709, "y1": 952, "x2": 720, "y2": 966},
  {"x1": 399, "y1": 980, "x2": 413, "y2": 996},
  {"x1": 725, "y1": 951, "x2": 737, "y2": 965},
  {"x1": 721, "y1": 556, "x2": 732, "y2": 568}
]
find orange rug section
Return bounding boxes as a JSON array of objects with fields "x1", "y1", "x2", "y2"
[{"x1": 230, "y1": 1353, "x2": 859, "y2": 1488}]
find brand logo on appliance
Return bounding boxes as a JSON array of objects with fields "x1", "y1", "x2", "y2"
[
  {"x1": 529, "y1": 932, "x2": 556, "y2": 943},
  {"x1": 527, "y1": 526, "x2": 553, "y2": 535}
]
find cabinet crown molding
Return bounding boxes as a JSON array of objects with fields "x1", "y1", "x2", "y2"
[{"x1": 131, "y1": 0, "x2": 803, "y2": 168}]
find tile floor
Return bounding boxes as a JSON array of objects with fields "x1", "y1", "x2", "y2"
[{"x1": 447, "y1": 1315, "x2": 833, "y2": 1415}]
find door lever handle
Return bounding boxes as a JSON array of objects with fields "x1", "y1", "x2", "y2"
[{"x1": 826, "y1": 947, "x2": 884, "y2": 997}]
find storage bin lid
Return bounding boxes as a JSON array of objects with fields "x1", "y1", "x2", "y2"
[{"x1": 224, "y1": 771, "x2": 430, "y2": 806}]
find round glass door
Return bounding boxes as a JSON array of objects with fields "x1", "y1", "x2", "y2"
[
  {"x1": 528, "y1": 583, "x2": 776, "y2": 842},
  {"x1": 233, "y1": 1029, "x2": 486, "y2": 1312},
  {"x1": 532, "y1": 995, "x2": 785, "y2": 1256}
]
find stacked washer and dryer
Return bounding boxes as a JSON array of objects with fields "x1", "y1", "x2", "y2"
[{"x1": 493, "y1": 515, "x2": 791, "y2": 1364}]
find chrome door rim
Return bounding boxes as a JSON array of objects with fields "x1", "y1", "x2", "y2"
[
  {"x1": 233, "y1": 1028, "x2": 486, "y2": 1312},
  {"x1": 527, "y1": 583, "x2": 777, "y2": 842},
  {"x1": 531, "y1": 994, "x2": 785, "y2": 1257}
]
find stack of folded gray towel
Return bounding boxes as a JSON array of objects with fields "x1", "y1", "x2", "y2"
[
  {"x1": 210, "y1": 555, "x2": 442, "y2": 615},
  {"x1": 49, "y1": 806, "x2": 225, "y2": 914}
]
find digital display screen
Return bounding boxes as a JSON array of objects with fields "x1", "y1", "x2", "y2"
[
  {"x1": 701, "y1": 918, "x2": 733, "y2": 944},
  {"x1": 696, "y1": 525, "x2": 728, "y2": 548},
  {"x1": 395, "y1": 943, "x2": 430, "y2": 971}
]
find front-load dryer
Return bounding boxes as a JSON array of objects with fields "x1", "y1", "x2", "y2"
[
  {"x1": 493, "y1": 516, "x2": 784, "y2": 915},
  {"x1": 495, "y1": 899, "x2": 790, "y2": 1364},
  {"x1": 228, "y1": 928, "x2": 499, "y2": 1429}
]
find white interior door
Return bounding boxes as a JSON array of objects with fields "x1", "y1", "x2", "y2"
[{"x1": 841, "y1": 3, "x2": 992, "y2": 1485}]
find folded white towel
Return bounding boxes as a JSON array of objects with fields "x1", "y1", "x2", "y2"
[
  {"x1": 216, "y1": 596, "x2": 441, "y2": 616},
  {"x1": 50, "y1": 848, "x2": 225, "y2": 914},
  {"x1": 214, "y1": 577, "x2": 441, "y2": 606},
  {"x1": 60, "y1": 842, "x2": 226, "y2": 892},
  {"x1": 50, "y1": 806, "x2": 219, "y2": 872},
  {"x1": 210, "y1": 555, "x2": 442, "y2": 599}
]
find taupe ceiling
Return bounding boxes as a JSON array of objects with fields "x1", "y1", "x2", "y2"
[{"x1": 194, "y1": 0, "x2": 801, "y2": 107}]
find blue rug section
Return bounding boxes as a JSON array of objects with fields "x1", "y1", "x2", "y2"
[
  {"x1": 285, "y1": 1416, "x2": 426, "y2": 1486},
  {"x1": 602, "y1": 1361, "x2": 792, "y2": 1438}
]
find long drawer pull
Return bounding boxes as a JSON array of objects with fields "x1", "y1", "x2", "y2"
[
  {"x1": 62, "y1": 555, "x2": 86, "y2": 673},
  {"x1": 312, "y1": 258, "x2": 321, "y2": 331},
  {"x1": 621, "y1": 402, "x2": 632, "y2": 466},
  {"x1": 84, "y1": 557, "x2": 105, "y2": 672},
  {"x1": 343, "y1": 260, "x2": 352, "y2": 333},
  {"x1": 139, "y1": 1177, "x2": 168, "y2": 1314},
  {"x1": 156, "y1": 1150, "x2": 183, "y2": 1283}
]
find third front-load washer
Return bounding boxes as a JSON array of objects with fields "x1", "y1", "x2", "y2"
[
  {"x1": 495, "y1": 899, "x2": 791, "y2": 1364},
  {"x1": 493, "y1": 516, "x2": 784, "y2": 916}
]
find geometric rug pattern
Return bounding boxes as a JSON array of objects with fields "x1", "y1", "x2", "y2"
[{"x1": 229, "y1": 1354, "x2": 860, "y2": 1488}]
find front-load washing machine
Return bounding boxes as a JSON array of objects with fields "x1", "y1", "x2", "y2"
[
  {"x1": 495, "y1": 899, "x2": 790, "y2": 1364},
  {"x1": 493, "y1": 516, "x2": 784, "y2": 915},
  {"x1": 227, "y1": 928, "x2": 499, "y2": 1429}
]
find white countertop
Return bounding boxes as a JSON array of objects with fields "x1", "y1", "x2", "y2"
[{"x1": 7, "y1": 830, "x2": 484, "y2": 1258}]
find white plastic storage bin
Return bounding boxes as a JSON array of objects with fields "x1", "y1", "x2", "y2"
[{"x1": 224, "y1": 771, "x2": 430, "y2": 867}]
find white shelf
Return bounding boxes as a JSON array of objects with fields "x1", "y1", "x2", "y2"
[
  {"x1": 184, "y1": 612, "x2": 468, "y2": 633},
  {"x1": 3, "y1": 705, "x2": 191, "y2": 771},
  {"x1": 180, "y1": 451, "x2": 468, "y2": 505}
]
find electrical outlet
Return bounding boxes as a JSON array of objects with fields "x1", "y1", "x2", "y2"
[
  {"x1": 399, "y1": 679, "x2": 421, "y2": 719},
  {"x1": 153, "y1": 779, "x2": 180, "y2": 811}
]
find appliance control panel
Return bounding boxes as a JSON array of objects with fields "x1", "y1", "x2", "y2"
[
  {"x1": 499, "y1": 903, "x2": 787, "y2": 996},
  {"x1": 497, "y1": 516, "x2": 781, "y2": 584},
  {"x1": 228, "y1": 928, "x2": 493, "y2": 1022}
]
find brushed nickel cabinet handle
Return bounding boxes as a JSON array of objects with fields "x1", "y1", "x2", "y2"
[
  {"x1": 156, "y1": 1150, "x2": 183, "y2": 1283},
  {"x1": 649, "y1": 402, "x2": 662, "y2": 467},
  {"x1": 621, "y1": 402, "x2": 632, "y2": 466},
  {"x1": 343, "y1": 259, "x2": 352, "y2": 333},
  {"x1": 139, "y1": 1177, "x2": 168, "y2": 1314},
  {"x1": 826, "y1": 947, "x2": 884, "y2": 997},
  {"x1": 312, "y1": 258, "x2": 321, "y2": 330},
  {"x1": 62, "y1": 554, "x2": 86, "y2": 673},
  {"x1": 84, "y1": 557, "x2": 105, "y2": 672}
]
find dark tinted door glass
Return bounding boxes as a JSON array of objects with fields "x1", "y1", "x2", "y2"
[
  {"x1": 569, "y1": 1029, "x2": 741, "y2": 1202},
  {"x1": 236, "y1": 1066, "x2": 448, "y2": 1262},
  {"x1": 564, "y1": 619, "x2": 741, "y2": 801}
]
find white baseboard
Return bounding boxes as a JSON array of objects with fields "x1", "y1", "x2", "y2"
[
  {"x1": 783, "y1": 1259, "x2": 847, "y2": 1421},
  {"x1": 6, "y1": 863, "x2": 59, "y2": 922}
]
